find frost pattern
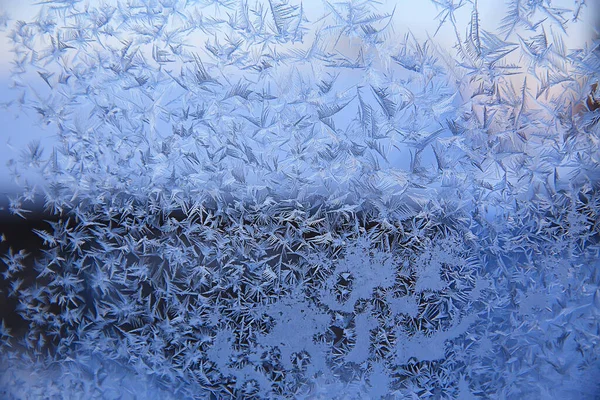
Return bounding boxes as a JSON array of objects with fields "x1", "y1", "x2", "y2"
[{"x1": 0, "y1": 0, "x2": 599, "y2": 399}]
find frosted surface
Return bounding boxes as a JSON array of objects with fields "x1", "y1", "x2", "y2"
[{"x1": 0, "y1": 0, "x2": 599, "y2": 398}]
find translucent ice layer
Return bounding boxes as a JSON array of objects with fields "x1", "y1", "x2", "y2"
[{"x1": 0, "y1": 0, "x2": 599, "y2": 398}]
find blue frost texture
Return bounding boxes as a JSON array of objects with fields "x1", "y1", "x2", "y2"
[{"x1": 0, "y1": 0, "x2": 599, "y2": 398}]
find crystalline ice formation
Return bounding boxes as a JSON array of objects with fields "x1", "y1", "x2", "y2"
[{"x1": 0, "y1": 0, "x2": 599, "y2": 398}]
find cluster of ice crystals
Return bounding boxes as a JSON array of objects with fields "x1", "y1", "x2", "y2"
[{"x1": 1, "y1": 0, "x2": 599, "y2": 398}]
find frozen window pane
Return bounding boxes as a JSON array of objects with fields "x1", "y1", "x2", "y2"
[{"x1": 0, "y1": 0, "x2": 599, "y2": 398}]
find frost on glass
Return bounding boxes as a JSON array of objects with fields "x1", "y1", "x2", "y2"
[{"x1": 0, "y1": 0, "x2": 599, "y2": 398}]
